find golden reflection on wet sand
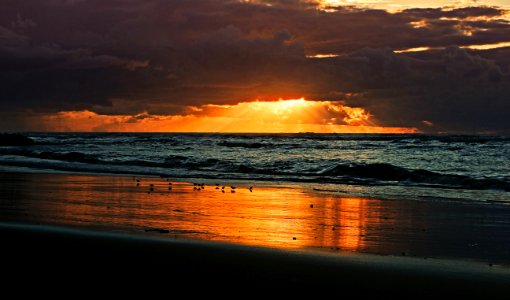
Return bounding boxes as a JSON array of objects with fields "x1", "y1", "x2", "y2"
[
  {"x1": 3, "y1": 172, "x2": 510, "y2": 265},
  {"x1": 0, "y1": 173, "x2": 391, "y2": 253}
]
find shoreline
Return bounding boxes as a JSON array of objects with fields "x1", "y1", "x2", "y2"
[
  {"x1": 1, "y1": 168, "x2": 508, "y2": 205},
  {"x1": 2, "y1": 222, "x2": 509, "y2": 295},
  {"x1": 0, "y1": 169, "x2": 308, "y2": 189}
]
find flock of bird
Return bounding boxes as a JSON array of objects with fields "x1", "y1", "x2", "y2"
[{"x1": 133, "y1": 176, "x2": 253, "y2": 193}]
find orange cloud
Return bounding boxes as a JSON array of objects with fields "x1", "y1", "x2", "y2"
[{"x1": 32, "y1": 99, "x2": 418, "y2": 133}]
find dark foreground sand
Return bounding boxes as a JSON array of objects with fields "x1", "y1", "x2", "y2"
[{"x1": 2, "y1": 223, "x2": 509, "y2": 296}]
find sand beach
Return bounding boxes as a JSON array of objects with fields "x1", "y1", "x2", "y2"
[{"x1": 1, "y1": 172, "x2": 509, "y2": 295}]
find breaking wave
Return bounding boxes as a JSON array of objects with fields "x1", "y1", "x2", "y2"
[{"x1": 1, "y1": 147, "x2": 508, "y2": 192}]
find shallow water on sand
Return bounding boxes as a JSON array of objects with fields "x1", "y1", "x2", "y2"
[{"x1": 1, "y1": 172, "x2": 509, "y2": 266}]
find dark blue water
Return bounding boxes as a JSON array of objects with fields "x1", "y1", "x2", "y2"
[{"x1": 1, "y1": 133, "x2": 509, "y2": 203}]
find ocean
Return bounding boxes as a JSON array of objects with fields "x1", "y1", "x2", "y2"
[{"x1": 0, "y1": 133, "x2": 509, "y2": 204}]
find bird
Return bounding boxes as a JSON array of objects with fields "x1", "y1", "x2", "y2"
[
  {"x1": 230, "y1": 186, "x2": 236, "y2": 190},
  {"x1": 222, "y1": 186, "x2": 225, "y2": 190},
  {"x1": 249, "y1": 186, "x2": 253, "y2": 192},
  {"x1": 168, "y1": 182, "x2": 172, "y2": 185}
]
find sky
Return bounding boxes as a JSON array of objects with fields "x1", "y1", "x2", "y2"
[{"x1": 0, "y1": 0, "x2": 509, "y2": 133}]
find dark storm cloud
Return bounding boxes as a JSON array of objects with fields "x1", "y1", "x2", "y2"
[
  {"x1": 0, "y1": 0, "x2": 509, "y2": 132},
  {"x1": 402, "y1": 6, "x2": 504, "y2": 19},
  {"x1": 332, "y1": 47, "x2": 510, "y2": 132}
]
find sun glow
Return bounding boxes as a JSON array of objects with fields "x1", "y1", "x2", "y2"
[
  {"x1": 394, "y1": 46, "x2": 432, "y2": 53},
  {"x1": 317, "y1": 1, "x2": 510, "y2": 10},
  {"x1": 254, "y1": 98, "x2": 310, "y2": 116},
  {"x1": 27, "y1": 98, "x2": 417, "y2": 133},
  {"x1": 306, "y1": 54, "x2": 340, "y2": 58},
  {"x1": 462, "y1": 41, "x2": 510, "y2": 50}
]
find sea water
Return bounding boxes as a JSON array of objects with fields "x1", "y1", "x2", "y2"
[{"x1": 0, "y1": 133, "x2": 509, "y2": 203}]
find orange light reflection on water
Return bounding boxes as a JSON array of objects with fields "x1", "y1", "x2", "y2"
[{"x1": 4, "y1": 173, "x2": 395, "y2": 253}]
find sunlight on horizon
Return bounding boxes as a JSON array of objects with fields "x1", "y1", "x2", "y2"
[{"x1": 32, "y1": 98, "x2": 417, "y2": 133}]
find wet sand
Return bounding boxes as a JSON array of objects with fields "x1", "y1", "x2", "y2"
[
  {"x1": 1, "y1": 172, "x2": 510, "y2": 295},
  {"x1": 1, "y1": 172, "x2": 509, "y2": 266}
]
